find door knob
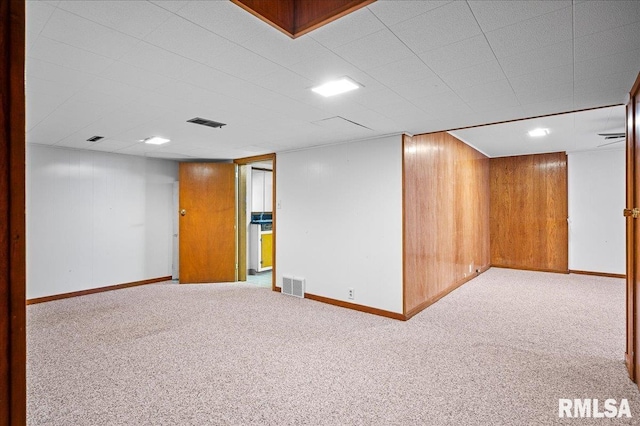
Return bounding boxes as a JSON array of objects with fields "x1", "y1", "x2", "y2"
[{"x1": 180, "y1": 209, "x2": 187, "y2": 216}]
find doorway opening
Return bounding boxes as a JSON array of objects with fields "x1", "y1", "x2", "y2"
[{"x1": 235, "y1": 154, "x2": 276, "y2": 291}]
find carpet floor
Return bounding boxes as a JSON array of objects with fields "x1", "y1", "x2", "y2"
[{"x1": 27, "y1": 268, "x2": 640, "y2": 425}]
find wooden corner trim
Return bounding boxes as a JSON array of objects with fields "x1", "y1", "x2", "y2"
[
  {"x1": 229, "y1": 0, "x2": 295, "y2": 38},
  {"x1": 404, "y1": 265, "x2": 490, "y2": 320},
  {"x1": 26, "y1": 276, "x2": 172, "y2": 305},
  {"x1": 569, "y1": 270, "x2": 626, "y2": 279},
  {"x1": 293, "y1": 0, "x2": 376, "y2": 38},
  {"x1": 626, "y1": 352, "x2": 635, "y2": 382},
  {"x1": 304, "y1": 292, "x2": 406, "y2": 320}
]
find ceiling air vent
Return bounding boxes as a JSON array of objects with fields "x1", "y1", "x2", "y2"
[
  {"x1": 86, "y1": 136, "x2": 104, "y2": 142},
  {"x1": 187, "y1": 117, "x2": 226, "y2": 129}
]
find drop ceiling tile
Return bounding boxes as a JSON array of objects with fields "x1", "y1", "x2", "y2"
[
  {"x1": 498, "y1": 40, "x2": 572, "y2": 79},
  {"x1": 149, "y1": 1, "x2": 189, "y2": 14},
  {"x1": 574, "y1": 21, "x2": 640, "y2": 62},
  {"x1": 118, "y1": 42, "x2": 200, "y2": 81},
  {"x1": 255, "y1": 69, "x2": 314, "y2": 99},
  {"x1": 207, "y1": 45, "x2": 282, "y2": 82},
  {"x1": 144, "y1": 15, "x2": 233, "y2": 64},
  {"x1": 419, "y1": 35, "x2": 495, "y2": 76},
  {"x1": 367, "y1": 1, "x2": 451, "y2": 27},
  {"x1": 41, "y1": 8, "x2": 140, "y2": 59},
  {"x1": 392, "y1": 75, "x2": 450, "y2": 100},
  {"x1": 176, "y1": 1, "x2": 271, "y2": 44},
  {"x1": 514, "y1": 80, "x2": 573, "y2": 106},
  {"x1": 353, "y1": 87, "x2": 406, "y2": 109},
  {"x1": 367, "y1": 56, "x2": 437, "y2": 88},
  {"x1": 412, "y1": 91, "x2": 474, "y2": 117},
  {"x1": 457, "y1": 79, "x2": 516, "y2": 106},
  {"x1": 26, "y1": 0, "x2": 56, "y2": 36},
  {"x1": 372, "y1": 99, "x2": 425, "y2": 119},
  {"x1": 309, "y1": 7, "x2": 385, "y2": 49},
  {"x1": 286, "y1": 49, "x2": 363, "y2": 83},
  {"x1": 441, "y1": 60, "x2": 506, "y2": 91},
  {"x1": 27, "y1": 57, "x2": 95, "y2": 88},
  {"x1": 28, "y1": 36, "x2": 115, "y2": 75},
  {"x1": 467, "y1": 0, "x2": 571, "y2": 33},
  {"x1": 244, "y1": 30, "x2": 328, "y2": 68},
  {"x1": 333, "y1": 29, "x2": 414, "y2": 70},
  {"x1": 83, "y1": 76, "x2": 148, "y2": 103},
  {"x1": 516, "y1": 82, "x2": 574, "y2": 108},
  {"x1": 99, "y1": 61, "x2": 175, "y2": 91},
  {"x1": 574, "y1": 0, "x2": 640, "y2": 38},
  {"x1": 56, "y1": 0, "x2": 172, "y2": 39},
  {"x1": 485, "y1": 6, "x2": 572, "y2": 58},
  {"x1": 390, "y1": 2, "x2": 481, "y2": 54},
  {"x1": 574, "y1": 86, "x2": 628, "y2": 110},
  {"x1": 574, "y1": 49, "x2": 640, "y2": 84}
]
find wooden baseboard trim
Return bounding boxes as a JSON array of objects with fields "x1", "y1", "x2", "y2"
[
  {"x1": 26, "y1": 276, "x2": 172, "y2": 305},
  {"x1": 304, "y1": 292, "x2": 406, "y2": 321},
  {"x1": 404, "y1": 265, "x2": 491, "y2": 320},
  {"x1": 569, "y1": 270, "x2": 626, "y2": 279},
  {"x1": 626, "y1": 352, "x2": 635, "y2": 382},
  {"x1": 490, "y1": 264, "x2": 569, "y2": 274}
]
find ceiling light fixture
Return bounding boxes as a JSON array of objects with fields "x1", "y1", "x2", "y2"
[
  {"x1": 141, "y1": 136, "x2": 171, "y2": 145},
  {"x1": 528, "y1": 128, "x2": 549, "y2": 137},
  {"x1": 312, "y1": 77, "x2": 360, "y2": 97}
]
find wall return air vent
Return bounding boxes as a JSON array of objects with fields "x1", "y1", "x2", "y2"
[
  {"x1": 282, "y1": 276, "x2": 305, "y2": 298},
  {"x1": 187, "y1": 117, "x2": 226, "y2": 129}
]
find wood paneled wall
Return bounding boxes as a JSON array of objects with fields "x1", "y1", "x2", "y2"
[
  {"x1": 403, "y1": 132, "x2": 490, "y2": 317},
  {"x1": 490, "y1": 152, "x2": 568, "y2": 272},
  {"x1": 0, "y1": 0, "x2": 26, "y2": 424}
]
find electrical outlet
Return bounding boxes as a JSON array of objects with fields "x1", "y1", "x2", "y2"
[{"x1": 348, "y1": 288, "x2": 354, "y2": 300}]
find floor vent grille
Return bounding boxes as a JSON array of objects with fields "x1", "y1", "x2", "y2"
[{"x1": 282, "y1": 276, "x2": 305, "y2": 298}]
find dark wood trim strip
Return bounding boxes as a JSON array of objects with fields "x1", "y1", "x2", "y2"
[
  {"x1": 1, "y1": 0, "x2": 26, "y2": 424},
  {"x1": 631, "y1": 72, "x2": 640, "y2": 100},
  {"x1": 26, "y1": 276, "x2": 172, "y2": 305},
  {"x1": 234, "y1": 153, "x2": 276, "y2": 165},
  {"x1": 404, "y1": 265, "x2": 490, "y2": 320},
  {"x1": 304, "y1": 292, "x2": 406, "y2": 321},
  {"x1": 490, "y1": 264, "x2": 569, "y2": 274},
  {"x1": 432, "y1": 104, "x2": 623, "y2": 136},
  {"x1": 570, "y1": 270, "x2": 626, "y2": 279}
]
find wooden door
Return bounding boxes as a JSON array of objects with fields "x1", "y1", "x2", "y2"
[
  {"x1": 626, "y1": 72, "x2": 640, "y2": 383},
  {"x1": 179, "y1": 163, "x2": 236, "y2": 283}
]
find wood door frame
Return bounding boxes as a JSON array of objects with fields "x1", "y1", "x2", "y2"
[
  {"x1": 234, "y1": 153, "x2": 277, "y2": 291},
  {"x1": 627, "y1": 72, "x2": 640, "y2": 383},
  {"x1": 1, "y1": 0, "x2": 26, "y2": 424}
]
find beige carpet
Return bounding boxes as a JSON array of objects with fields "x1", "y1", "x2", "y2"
[{"x1": 28, "y1": 268, "x2": 640, "y2": 425}]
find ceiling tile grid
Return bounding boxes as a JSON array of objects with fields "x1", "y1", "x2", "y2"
[{"x1": 24, "y1": 0, "x2": 640, "y2": 159}]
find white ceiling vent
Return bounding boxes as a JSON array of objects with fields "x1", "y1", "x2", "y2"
[{"x1": 187, "y1": 117, "x2": 226, "y2": 129}]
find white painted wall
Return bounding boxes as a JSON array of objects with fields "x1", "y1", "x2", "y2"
[
  {"x1": 568, "y1": 149, "x2": 625, "y2": 274},
  {"x1": 276, "y1": 135, "x2": 403, "y2": 314},
  {"x1": 27, "y1": 145, "x2": 178, "y2": 299}
]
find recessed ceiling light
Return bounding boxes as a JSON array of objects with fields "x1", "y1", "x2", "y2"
[
  {"x1": 142, "y1": 136, "x2": 170, "y2": 145},
  {"x1": 528, "y1": 128, "x2": 549, "y2": 137},
  {"x1": 312, "y1": 77, "x2": 360, "y2": 97}
]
